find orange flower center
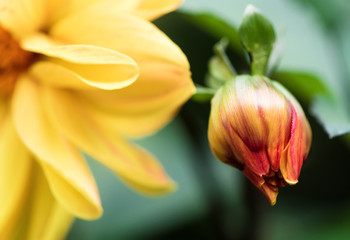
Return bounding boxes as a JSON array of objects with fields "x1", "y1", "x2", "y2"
[
  {"x1": 0, "y1": 26, "x2": 35, "y2": 95},
  {"x1": 263, "y1": 170, "x2": 287, "y2": 191}
]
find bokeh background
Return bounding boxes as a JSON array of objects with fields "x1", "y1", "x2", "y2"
[{"x1": 67, "y1": 1, "x2": 350, "y2": 239}]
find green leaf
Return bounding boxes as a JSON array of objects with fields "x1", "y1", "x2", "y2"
[
  {"x1": 180, "y1": 12, "x2": 242, "y2": 54},
  {"x1": 311, "y1": 95, "x2": 350, "y2": 138},
  {"x1": 271, "y1": 70, "x2": 350, "y2": 138},
  {"x1": 239, "y1": 5, "x2": 276, "y2": 75},
  {"x1": 293, "y1": 0, "x2": 350, "y2": 29},
  {"x1": 271, "y1": 71, "x2": 329, "y2": 104}
]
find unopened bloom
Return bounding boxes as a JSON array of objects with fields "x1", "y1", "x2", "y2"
[
  {"x1": 0, "y1": 0, "x2": 194, "y2": 238},
  {"x1": 208, "y1": 75, "x2": 311, "y2": 205}
]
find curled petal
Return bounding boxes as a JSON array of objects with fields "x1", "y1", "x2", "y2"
[
  {"x1": 29, "y1": 61, "x2": 100, "y2": 90},
  {"x1": 12, "y1": 76, "x2": 102, "y2": 220},
  {"x1": 272, "y1": 81, "x2": 312, "y2": 184},
  {"x1": 42, "y1": 87, "x2": 176, "y2": 194},
  {"x1": 22, "y1": 34, "x2": 139, "y2": 90},
  {"x1": 280, "y1": 106, "x2": 306, "y2": 184}
]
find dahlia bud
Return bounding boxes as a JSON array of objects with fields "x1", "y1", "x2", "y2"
[{"x1": 208, "y1": 75, "x2": 312, "y2": 205}]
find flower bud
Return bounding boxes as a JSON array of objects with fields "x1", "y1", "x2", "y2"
[{"x1": 208, "y1": 75, "x2": 311, "y2": 205}]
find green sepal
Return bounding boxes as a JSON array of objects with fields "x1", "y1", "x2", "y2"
[
  {"x1": 205, "y1": 39, "x2": 235, "y2": 89},
  {"x1": 239, "y1": 5, "x2": 276, "y2": 75}
]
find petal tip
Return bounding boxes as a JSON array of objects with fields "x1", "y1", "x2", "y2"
[
  {"x1": 285, "y1": 178, "x2": 298, "y2": 185},
  {"x1": 261, "y1": 184, "x2": 278, "y2": 206},
  {"x1": 142, "y1": 179, "x2": 178, "y2": 196},
  {"x1": 80, "y1": 205, "x2": 104, "y2": 221},
  {"x1": 270, "y1": 198, "x2": 277, "y2": 206}
]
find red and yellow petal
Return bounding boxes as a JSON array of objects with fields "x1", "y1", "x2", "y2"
[
  {"x1": 272, "y1": 81, "x2": 312, "y2": 184},
  {"x1": 280, "y1": 105, "x2": 307, "y2": 184},
  {"x1": 243, "y1": 168, "x2": 278, "y2": 205}
]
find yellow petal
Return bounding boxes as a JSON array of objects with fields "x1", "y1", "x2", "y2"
[
  {"x1": 51, "y1": 11, "x2": 189, "y2": 69},
  {"x1": 29, "y1": 61, "x2": 98, "y2": 90},
  {"x1": 51, "y1": 11, "x2": 194, "y2": 136},
  {"x1": 0, "y1": 113, "x2": 32, "y2": 239},
  {"x1": 45, "y1": 0, "x2": 100, "y2": 25},
  {"x1": 25, "y1": 164, "x2": 74, "y2": 240},
  {"x1": 46, "y1": 0, "x2": 182, "y2": 23},
  {"x1": 0, "y1": 0, "x2": 45, "y2": 39},
  {"x1": 22, "y1": 33, "x2": 139, "y2": 90},
  {"x1": 42, "y1": 87, "x2": 176, "y2": 194},
  {"x1": 130, "y1": 0, "x2": 183, "y2": 20},
  {"x1": 80, "y1": 86, "x2": 192, "y2": 138},
  {"x1": 79, "y1": 61, "x2": 195, "y2": 137},
  {"x1": 12, "y1": 76, "x2": 102, "y2": 220},
  {"x1": 81, "y1": 0, "x2": 183, "y2": 20}
]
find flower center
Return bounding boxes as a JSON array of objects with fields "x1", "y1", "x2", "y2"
[
  {"x1": 0, "y1": 25, "x2": 35, "y2": 95},
  {"x1": 263, "y1": 170, "x2": 287, "y2": 191}
]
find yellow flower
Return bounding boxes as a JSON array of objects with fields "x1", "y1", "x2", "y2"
[{"x1": 0, "y1": 0, "x2": 195, "y2": 238}]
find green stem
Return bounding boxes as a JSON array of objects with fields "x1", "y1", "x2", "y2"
[
  {"x1": 191, "y1": 85, "x2": 216, "y2": 103},
  {"x1": 251, "y1": 51, "x2": 269, "y2": 76},
  {"x1": 242, "y1": 178, "x2": 263, "y2": 240}
]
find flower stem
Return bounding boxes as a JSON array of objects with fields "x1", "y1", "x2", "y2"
[
  {"x1": 251, "y1": 51, "x2": 269, "y2": 76},
  {"x1": 242, "y1": 178, "x2": 263, "y2": 240}
]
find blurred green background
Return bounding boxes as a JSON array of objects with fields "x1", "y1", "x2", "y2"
[{"x1": 67, "y1": 1, "x2": 350, "y2": 239}]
